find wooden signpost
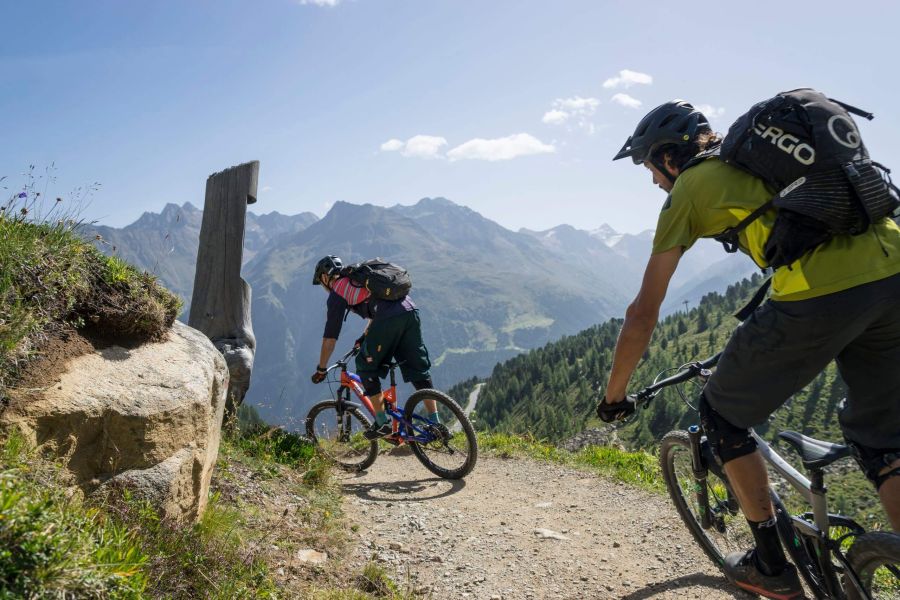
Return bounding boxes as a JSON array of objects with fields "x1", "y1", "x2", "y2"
[{"x1": 189, "y1": 161, "x2": 258, "y2": 415}]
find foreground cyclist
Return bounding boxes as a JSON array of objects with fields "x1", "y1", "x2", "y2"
[
  {"x1": 601, "y1": 101, "x2": 900, "y2": 599},
  {"x1": 310, "y1": 255, "x2": 442, "y2": 440}
]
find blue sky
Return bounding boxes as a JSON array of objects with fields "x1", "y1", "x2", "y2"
[{"x1": 3, "y1": 0, "x2": 899, "y2": 234}]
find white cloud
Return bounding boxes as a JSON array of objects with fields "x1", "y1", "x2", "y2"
[
  {"x1": 402, "y1": 135, "x2": 448, "y2": 159},
  {"x1": 610, "y1": 93, "x2": 643, "y2": 109},
  {"x1": 542, "y1": 109, "x2": 569, "y2": 125},
  {"x1": 261, "y1": 185, "x2": 273, "y2": 192},
  {"x1": 379, "y1": 135, "x2": 447, "y2": 159},
  {"x1": 542, "y1": 96, "x2": 599, "y2": 133},
  {"x1": 696, "y1": 104, "x2": 727, "y2": 120},
  {"x1": 447, "y1": 133, "x2": 555, "y2": 162},
  {"x1": 299, "y1": 0, "x2": 341, "y2": 6},
  {"x1": 603, "y1": 69, "x2": 653, "y2": 89},
  {"x1": 380, "y1": 139, "x2": 404, "y2": 152},
  {"x1": 558, "y1": 97, "x2": 598, "y2": 112}
]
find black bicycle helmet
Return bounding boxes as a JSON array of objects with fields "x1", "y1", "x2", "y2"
[
  {"x1": 312, "y1": 255, "x2": 343, "y2": 285},
  {"x1": 613, "y1": 100, "x2": 710, "y2": 165}
]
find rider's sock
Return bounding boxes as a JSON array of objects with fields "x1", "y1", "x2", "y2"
[
  {"x1": 747, "y1": 516, "x2": 787, "y2": 575},
  {"x1": 428, "y1": 411, "x2": 441, "y2": 424},
  {"x1": 375, "y1": 411, "x2": 389, "y2": 426}
]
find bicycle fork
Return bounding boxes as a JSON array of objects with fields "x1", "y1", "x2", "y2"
[{"x1": 688, "y1": 425, "x2": 714, "y2": 530}]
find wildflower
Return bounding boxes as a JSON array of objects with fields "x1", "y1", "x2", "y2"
[
  {"x1": 56, "y1": 197, "x2": 62, "y2": 202},
  {"x1": 17, "y1": 192, "x2": 26, "y2": 198},
  {"x1": 20, "y1": 207, "x2": 28, "y2": 215}
]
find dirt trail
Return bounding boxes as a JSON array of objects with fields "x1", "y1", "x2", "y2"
[{"x1": 340, "y1": 452, "x2": 746, "y2": 599}]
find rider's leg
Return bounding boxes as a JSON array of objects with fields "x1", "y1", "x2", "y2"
[
  {"x1": 833, "y1": 274, "x2": 900, "y2": 532},
  {"x1": 879, "y1": 460, "x2": 900, "y2": 531},
  {"x1": 356, "y1": 316, "x2": 404, "y2": 431},
  {"x1": 702, "y1": 298, "x2": 850, "y2": 586},
  {"x1": 723, "y1": 451, "x2": 774, "y2": 521},
  {"x1": 395, "y1": 310, "x2": 437, "y2": 418},
  {"x1": 701, "y1": 395, "x2": 786, "y2": 574}
]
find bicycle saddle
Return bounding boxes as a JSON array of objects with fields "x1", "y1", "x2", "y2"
[{"x1": 777, "y1": 430, "x2": 851, "y2": 470}]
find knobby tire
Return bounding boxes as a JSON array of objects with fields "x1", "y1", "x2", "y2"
[
  {"x1": 305, "y1": 400, "x2": 378, "y2": 472},
  {"x1": 404, "y1": 389, "x2": 478, "y2": 480},
  {"x1": 845, "y1": 531, "x2": 900, "y2": 600}
]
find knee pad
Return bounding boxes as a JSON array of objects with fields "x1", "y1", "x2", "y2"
[
  {"x1": 847, "y1": 440, "x2": 900, "y2": 490},
  {"x1": 362, "y1": 375, "x2": 382, "y2": 397},
  {"x1": 412, "y1": 378, "x2": 433, "y2": 391},
  {"x1": 699, "y1": 393, "x2": 758, "y2": 464}
]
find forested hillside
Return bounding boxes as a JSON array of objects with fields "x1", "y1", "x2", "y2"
[
  {"x1": 477, "y1": 274, "x2": 849, "y2": 448},
  {"x1": 475, "y1": 275, "x2": 889, "y2": 523}
]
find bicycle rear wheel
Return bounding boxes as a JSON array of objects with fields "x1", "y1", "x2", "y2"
[
  {"x1": 305, "y1": 400, "x2": 378, "y2": 472},
  {"x1": 659, "y1": 430, "x2": 755, "y2": 568},
  {"x1": 403, "y1": 389, "x2": 477, "y2": 480},
  {"x1": 845, "y1": 532, "x2": 900, "y2": 600}
]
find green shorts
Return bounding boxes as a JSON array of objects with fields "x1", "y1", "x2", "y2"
[
  {"x1": 355, "y1": 310, "x2": 431, "y2": 388},
  {"x1": 704, "y1": 272, "x2": 900, "y2": 450}
]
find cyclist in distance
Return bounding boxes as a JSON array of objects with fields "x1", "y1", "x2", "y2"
[
  {"x1": 601, "y1": 101, "x2": 900, "y2": 599},
  {"x1": 310, "y1": 255, "x2": 442, "y2": 440}
]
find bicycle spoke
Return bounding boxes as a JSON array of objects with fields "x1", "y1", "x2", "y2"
[
  {"x1": 306, "y1": 401, "x2": 378, "y2": 471},
  {"x1": 403, "y1": 390, "x2": 478, "y2": 479}
]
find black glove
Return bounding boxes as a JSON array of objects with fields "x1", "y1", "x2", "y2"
[
  {"x1": 311, "y1": 366, "x2": 327, "y2": 384},
  {"x1": 354, "y1": 334, "x2": 366, "y2": 349},
  {"x1": 597, "y1": 395, "x2": 636, "y2": 423}
]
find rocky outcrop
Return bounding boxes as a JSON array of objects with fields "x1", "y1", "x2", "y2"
[
  {"x1": 560, "y1": 426, "x2": 622, "y2": 453},
  {"x1": 2, "y1": 321, "x2": 227, "y2": 522}
]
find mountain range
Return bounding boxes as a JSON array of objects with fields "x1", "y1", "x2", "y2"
[{"x1": 85, "y1": 197, "x2": 756, "y2": 426}]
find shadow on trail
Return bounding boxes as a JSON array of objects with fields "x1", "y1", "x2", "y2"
[
  {"x1": 342, "y1": 477, "x2": 466, "y2": 502},
  {"x1": 618, "y1": 572, "x2": 743, "y2": 600}
]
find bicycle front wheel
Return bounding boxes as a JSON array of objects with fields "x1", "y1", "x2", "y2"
[
  {"x1": 305, "y1": 400, "x2": 378, "y2": 472},
  {"x1": 659, "y1": 430, "x2": 755, "y2": 568},
  {"x1": 845, "y1": 532, "x2": 900, "y2": 600},
  {"x1": 403, "y1": 389, "x2": 478, "y2": 480}
]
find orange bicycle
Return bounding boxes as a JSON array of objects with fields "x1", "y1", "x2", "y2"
[{"x1": 304, "y1": 347, "x2": 478, "y2": 479}]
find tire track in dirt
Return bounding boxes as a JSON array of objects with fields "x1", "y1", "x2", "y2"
[{"x1": 340, "y1": 453, "x2": 747, "y2": 599}]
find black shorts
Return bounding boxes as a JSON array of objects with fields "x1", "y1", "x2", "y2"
[
  {"x1": 355, "y1": 309, "x2": 431, "y2": 384},
  {"x1": 704, "y1": 273, "x2": 900, "y2": 451}
]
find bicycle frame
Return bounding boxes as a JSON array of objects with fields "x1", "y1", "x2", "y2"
[
  {"x1": 636, "y1": 354, "x2": 873, "y2": 598},
  {"x1": 332, "y1": 355, "x2": 437, "y2": 445}
]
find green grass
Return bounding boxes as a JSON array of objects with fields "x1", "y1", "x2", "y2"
[
  {"x1": 477, "y1": 431, "x2": 665, "y2": 493},
  {"x1": 0, "y1": 204, "x2": 181, "y2": 396},
  {"x1": 0, "y1": 431, "x2": 148, "y2": 599}
]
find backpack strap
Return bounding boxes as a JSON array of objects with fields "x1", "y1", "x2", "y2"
[
  {"x1": 713, "y1": 198, "x2": 774, "y2": 253},
  {"x1": 680, "y1": 144, "x2": 721, "y2": 172},
  {"x1": 828, "y1": 97, "x2": 874, "y2": 121},
  {"x1": 734, "y1": 276, "x2": 772, "y2": 322}
]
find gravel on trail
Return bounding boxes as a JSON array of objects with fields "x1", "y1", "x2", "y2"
[{"x1": 340, "y1": 452, "x2": 748, "y2": 599}]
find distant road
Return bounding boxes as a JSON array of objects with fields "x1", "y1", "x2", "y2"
[{"x1": 451, "y1": 382, "x2": 484, "y2": 433}]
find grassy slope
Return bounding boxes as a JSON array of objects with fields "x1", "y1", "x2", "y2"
[
  {"x1": 0, "y1": 209, "x2": 181, "y2": 397},
  {"x1": 0, "y1": 205, "x2": 415, "y2": 598},
  {"x1": 0, "y1": 416, "x2": 425, "y2": 599}
]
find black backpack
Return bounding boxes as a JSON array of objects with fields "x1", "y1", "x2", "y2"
[
  {"x1": 340, "y1": 258, "x2": 412, "y2": 301},
  {"x1": 705, "y1": 88, "x2": 900, "y2": 269}
]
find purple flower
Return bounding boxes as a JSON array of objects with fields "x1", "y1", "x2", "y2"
[{"x1": 17, "y1": 192, "x2": 26, "y2": 198}]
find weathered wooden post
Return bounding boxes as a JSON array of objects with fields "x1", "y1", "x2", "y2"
[{"x1": 189, "y1": 161, "x2": 258, "y2": 416}]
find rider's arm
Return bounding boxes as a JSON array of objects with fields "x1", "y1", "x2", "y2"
[
  {"x1": 605, "y1": 246, "x2": 682, "y2": 402},
  {"x1": 319, "y1": 292, "x2": 348, "y2": 369},
  {"x1": 318, "y1": 337, "x2": 337, "y2": 370}
]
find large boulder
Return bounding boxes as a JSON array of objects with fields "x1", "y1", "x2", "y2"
[{"x1": 2, "y1": 321, "x2": 227, "y2": 522}]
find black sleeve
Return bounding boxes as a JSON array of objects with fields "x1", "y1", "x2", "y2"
[{"x1": 323, "y1": 292, "x2": 347, "y2": 339}]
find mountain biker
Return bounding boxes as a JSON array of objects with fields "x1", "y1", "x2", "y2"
[
  {"x1": 603, "y1": 100, "x2": 900, "y2": 599},
  {"x1": 310, "y1": 255, "x2": 443, "y2": 440}
]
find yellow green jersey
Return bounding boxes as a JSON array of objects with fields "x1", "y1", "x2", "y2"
[{"x1": 652, "y1": 158, "x2": 900, "y2": 301}]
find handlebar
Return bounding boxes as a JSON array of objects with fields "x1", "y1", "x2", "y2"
[
  {"x1": 326, "y1": 346, "x2": 360, "y2": 373},
  {"x1": 632, "y1": 352, "x2": 722, "y2": 403}
]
